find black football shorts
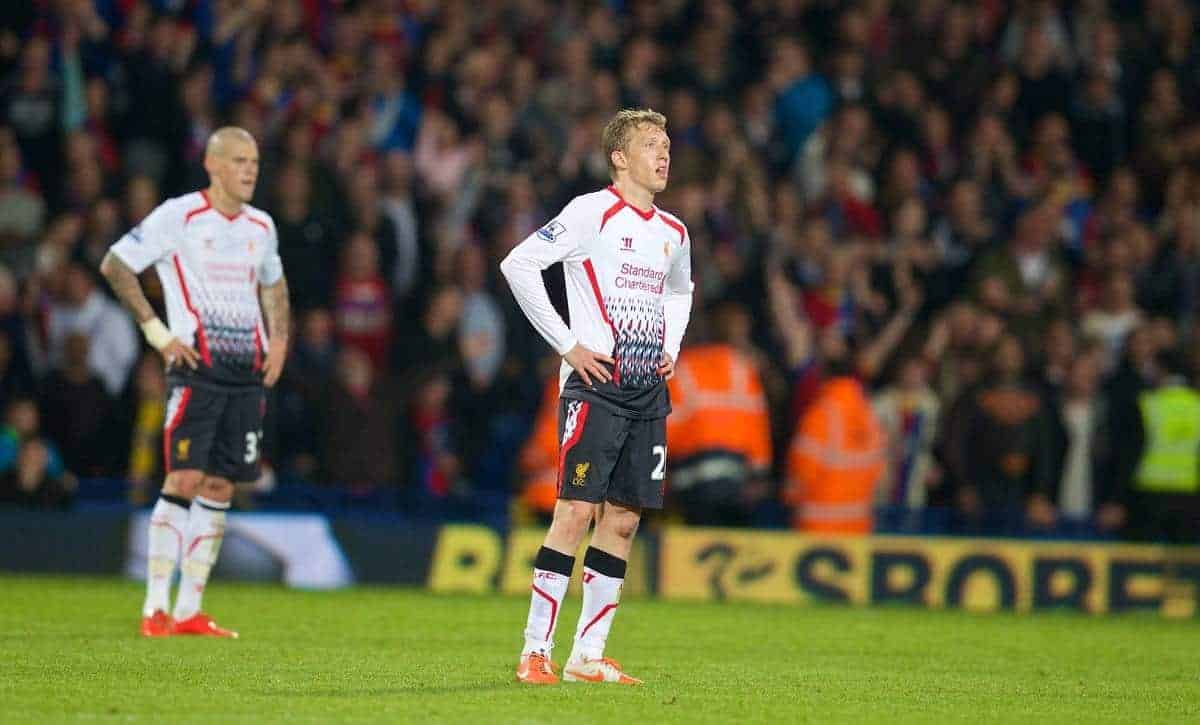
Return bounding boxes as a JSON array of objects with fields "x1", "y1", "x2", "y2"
[
  {"x1": 556, "y1": 398, "x2": 667, "y2": 510},
  {"x1": 163, "y1": 383, "x2": 266, "y2": 482}
]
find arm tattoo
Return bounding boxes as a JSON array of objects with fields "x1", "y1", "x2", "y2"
[
  {"x1": 259, "y1": 276, "x2": 290, "y2": 346},
  {"x1": 99, "y1": 252, "x2": 156, "y2": 323}
]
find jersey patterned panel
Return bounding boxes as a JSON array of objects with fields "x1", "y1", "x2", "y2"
[
  {"x1": 501, "y1": 186, "x2": 694, "y2": 419},
  {"x1": 110, "y1": 190, "x2": 284, "y2": 389}
]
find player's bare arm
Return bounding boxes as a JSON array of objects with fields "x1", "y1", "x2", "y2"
[
  {"x1": 100, "y1": 251, "x2": 199, "y2": 369},
  {"x1": 258, "y1": 275, "x2": 290, "y2": 387}
]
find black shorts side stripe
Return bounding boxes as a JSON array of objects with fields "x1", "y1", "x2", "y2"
[
  {"x1": 163, "y1": 386, "x2": 193, "y2": 473},
  {"x1": 557, "y1": 400, "x2": 590, "y2": 495}
]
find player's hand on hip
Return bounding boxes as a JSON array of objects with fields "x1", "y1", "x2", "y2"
[
  {"x1": 564, "y1": 344, "x2": 613, "y2": 387},
  {"x1": 658, "y1": 353, "x2": 676, "y2": 380},
  {"x1": 160, "y1": 339, "x2": 201, "y2": 370},
  {"x1": 262, "y1": 344, "x2": 286, "y2": 387}
]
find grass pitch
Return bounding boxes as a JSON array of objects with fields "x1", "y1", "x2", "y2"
[{"x1": 2, "y1": 576, "x2": 1198, "y2": 723}]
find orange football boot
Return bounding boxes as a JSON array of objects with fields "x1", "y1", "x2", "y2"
[
  {"x1": 562, "y1": 657, "x2": 642, "y2": 685},
  {"x1": 516, "y1": 651, "x2": 558, "y2": 684},
  {"x1": 140, "y1": 610, "x2": 173, "y2": 638},
  {"x1": 172, "y1": 612, "x2": 239, "y2": 638}
]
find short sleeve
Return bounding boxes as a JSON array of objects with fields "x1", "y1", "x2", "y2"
[
  {"x1": 109, "y1": 201, "x2": 180, "y2": 273},
  {"x1": 257, "y1": 216, "x2": 284, "y2": 285}
]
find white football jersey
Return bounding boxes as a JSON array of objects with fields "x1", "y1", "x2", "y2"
[
  {"x1": 501, "y1": 186, "x2": 694, "y2": 415},
  {"x1": 110, "y1": 190, "x2": 283, "y2": 387}
]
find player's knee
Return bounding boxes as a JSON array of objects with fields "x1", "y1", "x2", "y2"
[
  {"x1": 163, "y1": 471, "x2": 204, "y2": 498},
  {"x1": 552, "y1": 499, "x2": 595, "y2": 539},
  {"x1": 201, "y1": 476, "x2": 235, "y2": 502},
  {"x1": 601, "y1": 509, "x2": 640, "y2": 541}
]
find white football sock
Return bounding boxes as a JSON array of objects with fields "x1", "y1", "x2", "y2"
[
  {"x1": 570, "y1": 566, "x2": 624, "y2": 662},
  {"x1": 143, "y1": 495, "x2": 190, "y2": 617},
  {"x1": 173, "y1": 496, "x2": 229, "y2": 620},
  {"x1": 523, "y1": 568, "x2": 571, "y2": 655}
]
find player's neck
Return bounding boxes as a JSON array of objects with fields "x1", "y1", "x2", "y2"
[
  {"x1": 610, "y1": 179, "x2": 654, "y2": 214},
  {"x1": 205, "y1": 184, "x2": 244, "y2": 218}
]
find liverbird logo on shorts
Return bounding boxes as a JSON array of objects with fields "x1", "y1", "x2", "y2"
[{"x1": 572, "y1": 462, "x2": 590, "y2": 487}]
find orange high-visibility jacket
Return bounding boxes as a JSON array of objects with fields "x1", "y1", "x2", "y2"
[
  {"x1": 518, "y1": 378, "x2": 560, "y2": 514},
  {"x1": 666, "y1": 344, "x2": 772, "y2": 470},
  {"x1": 785, "y1": 377, "x2": 887, "y2": 534}
]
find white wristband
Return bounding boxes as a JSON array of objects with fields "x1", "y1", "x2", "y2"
[{"x1": 140, "y1": 318, "x2": 174, "y2": 351}]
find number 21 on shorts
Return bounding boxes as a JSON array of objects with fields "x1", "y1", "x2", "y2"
[
  {"x1": 244, "y1": 430, "x2": 264, "y2": 463},
  {"x1": 651, "y1": 444, "x2": 667, "y2": 480}
]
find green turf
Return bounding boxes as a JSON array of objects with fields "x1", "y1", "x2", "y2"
[{"x1": 1, "y1": 575, "x2": 1198, "y2": 724}]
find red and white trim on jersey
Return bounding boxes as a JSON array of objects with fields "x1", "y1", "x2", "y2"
[
  {"x1": 600, "y1": 198, "x2": 625, "y2": 232},
  {"x1": 603, "y1": 185, "x2": 656, "y2": 223},
  {"x1": 246, "y1": 213, "x2": 269, "y2": 232},
  {"x1": 582, "y1": 260, "x2": 621, "y2": 384},
  {"x1": 657, "y1": 211, "x2": 686, "y2": 246},
  {"x1": 183, "y1": 193, "x2": 212, "y2": 225},
  {"x1": 163, "y1": 386, "x2": 192, "y2": 472},
  {"x1": 186, "y1": 190, "x2": 248, "y2": 224},
  {"x1": 577, "y1": 602, "x2": 618, "y2": 639},
  {"x1": 172, "y1": 255, "x2": 213, "y2": 366},
  {"x1": 557, "y1": 400, "x2": 591, "y2": 494},
  {"x1": 252, "y1": 327, "x2": 264, "y2": 372}
]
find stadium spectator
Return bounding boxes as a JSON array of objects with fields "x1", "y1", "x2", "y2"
[
  {"x1": 666, "y1": 312, "x2": 773, "y2": 527},
  {"x1": 44, "y1": 262, "x2": 138, "y2": 396},
  {"x1": 393, "y1": 284, "x2": 462, "y2": 377},
  {"x1": 272, "y1": 160, "x2": 339, "y2": 312},
  {"x1": 783, "y1": 339, "x2": 887, "y2": 534},
  {"x1": 379, "y1": 150, "x2": 421, "y2": 300},
  {"x1": 943, "y1": 334, "x2": 1055, "y2": 535},
  {"x1": 1115, "y1": 352, "x2": 1200, "y2": 544},
  {"x1": 320, "y1": 346, "x2": 399, "y2": 493},
  {"x1": 0, "y1": 397, "x2": 73, "y2": 509},
  {"x1": 334, "y1": 229, "x2": 392, "y2": 370},
  {"x1": 406, "y1": 366, "x2": 459, "y2": 506},
  {"x1": 0, "y1": 127, "x2": 44, "y2": 248},
  {"x1": 1081, "y1": 272, "x2": 1143, "y2": 368},
  {"x1": 38, "y1": 332, "x2": 117, "y2": 477},
  {"x1": 276, "y1": 308, "x2": 336, "y2": 481},
  {"x1": 873, "y1": 356, "x2": 942, "y2": 531},
  {"x1": 515, "y1": 372, "x2": 560, "y2": 524},
  {"x1": 1041, "y1": 347, "x2": 1125, "y2": 538},
  {"x1": 119, "y1": 350, "x2": 165, "y2": 505}
]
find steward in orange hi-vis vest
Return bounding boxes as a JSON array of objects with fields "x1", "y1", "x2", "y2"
[
  {"x1": 785, "y1": 376, "x2": 887, "y2": 533},
  {"x1": 518, "y1": 378, "x2": 562, "y2": 516},
  {"x1": 666, "y1": 344, "x2": 771, "y2": 471}
]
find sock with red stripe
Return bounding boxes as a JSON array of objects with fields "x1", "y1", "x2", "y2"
[
  {"x1": 569, "y1": 547, "x2": 626, "y2": 663},
  {"x1": 522, "y1": 546, "x2": 575, "y2": 656},
  {"x1": 173, "y1": 496, "x2": 229, "y2": 621},
  {"x1": 143, "y1": 494, "x2": 190, "y2": 617}
]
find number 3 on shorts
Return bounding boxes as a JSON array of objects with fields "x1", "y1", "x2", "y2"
[
  {"x1": 651, "y1": 444, "x2": 667, "y2": 480},
  {"x1": 244, "y1": 430, "x2": 263, "y2": 464}
]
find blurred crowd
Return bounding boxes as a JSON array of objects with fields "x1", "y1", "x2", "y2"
[{"x1": 2, "y1": 0, "x2": 1200, "y2": 542}]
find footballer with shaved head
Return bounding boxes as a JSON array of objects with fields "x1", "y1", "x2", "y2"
[{"x1": 101, "y1": 127, "x2": 289, "y2": 639}]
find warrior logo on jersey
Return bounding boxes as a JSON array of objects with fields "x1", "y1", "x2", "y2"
[
  {"x1": 176, "y1": 438, "x2": 191, "y2": 461},
  {"x1": 620, "y1": 236, "x2": 635, "y2": 251},
  {"x1": 572, "y1": 462, "x2": 591, "y2": 487},
  {"x1": 537, "y1": 220, "x2": 567, "y2": 243}
]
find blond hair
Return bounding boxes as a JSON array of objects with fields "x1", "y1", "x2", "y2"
[{"x1": 601, "y1": 108, "x2": 667, "y2": 178}]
